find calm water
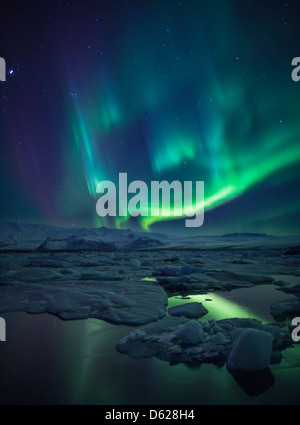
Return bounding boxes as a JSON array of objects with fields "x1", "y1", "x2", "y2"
[{"x1": 0, "y1": 278, "x2": 299, "y2": 405}]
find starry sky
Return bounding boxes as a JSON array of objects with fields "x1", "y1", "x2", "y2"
[{"x1": 0, "y1": 0, "x2": 299, "y2": 235}]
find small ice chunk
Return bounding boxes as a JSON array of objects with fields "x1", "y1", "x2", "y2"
[{"x1": 176, "y1": 320, "x2": 204, "y2": 345}]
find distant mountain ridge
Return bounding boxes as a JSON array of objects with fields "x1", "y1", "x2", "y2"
[
  {"x1": 221, "y1": 233, "x2": 271, "y2": 238},
  {"x1": 0, "y1": 222, "x2": 166, "y2": 251},
  {"x1": 0, "y1": 222, "x2": 299, "y2": 251}
]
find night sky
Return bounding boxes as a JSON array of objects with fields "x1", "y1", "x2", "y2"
[{"x1": 0, "y1": 0, "x2": 299, "y2": 235}]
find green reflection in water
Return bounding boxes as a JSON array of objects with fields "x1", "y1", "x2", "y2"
[
  {"x1": 168, "y1": 292, "x2": 260, "y2": 322},
  {"x1": 141, "y1": 277, "x2": 158, "y2": 282},
  {"x1": 69, "y1": 279, "x2": 298, "y2": 402}
]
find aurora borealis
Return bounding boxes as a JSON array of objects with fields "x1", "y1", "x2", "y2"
[{"x1": 0, "y1": 0, "x2": 300, "y2": 234}]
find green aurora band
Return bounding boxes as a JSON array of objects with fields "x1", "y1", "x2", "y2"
[{"x1": 64, "y1": 1, "x2": 300, "y2": 232}]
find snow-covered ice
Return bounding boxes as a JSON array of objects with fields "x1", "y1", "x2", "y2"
[{"x1": 0, "y1": 222, "x2": 299, "y2": 370}]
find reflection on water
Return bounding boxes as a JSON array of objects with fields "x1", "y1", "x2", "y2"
[
  {"x1": 141, "y1": 277, "x2": 158, "y2": 282},
  {"x1": 0, "y1": 281, "x2": 299, "y2": 405},
  {"x1": 169, "y1": 292, "x2": 256, "y2": 321},
  {"x1": 168, "y1": 282, "x2": 298, "y2": 323},
  {"x1": 229, "y1": 368, "x2": 275, "y2": 397}
]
